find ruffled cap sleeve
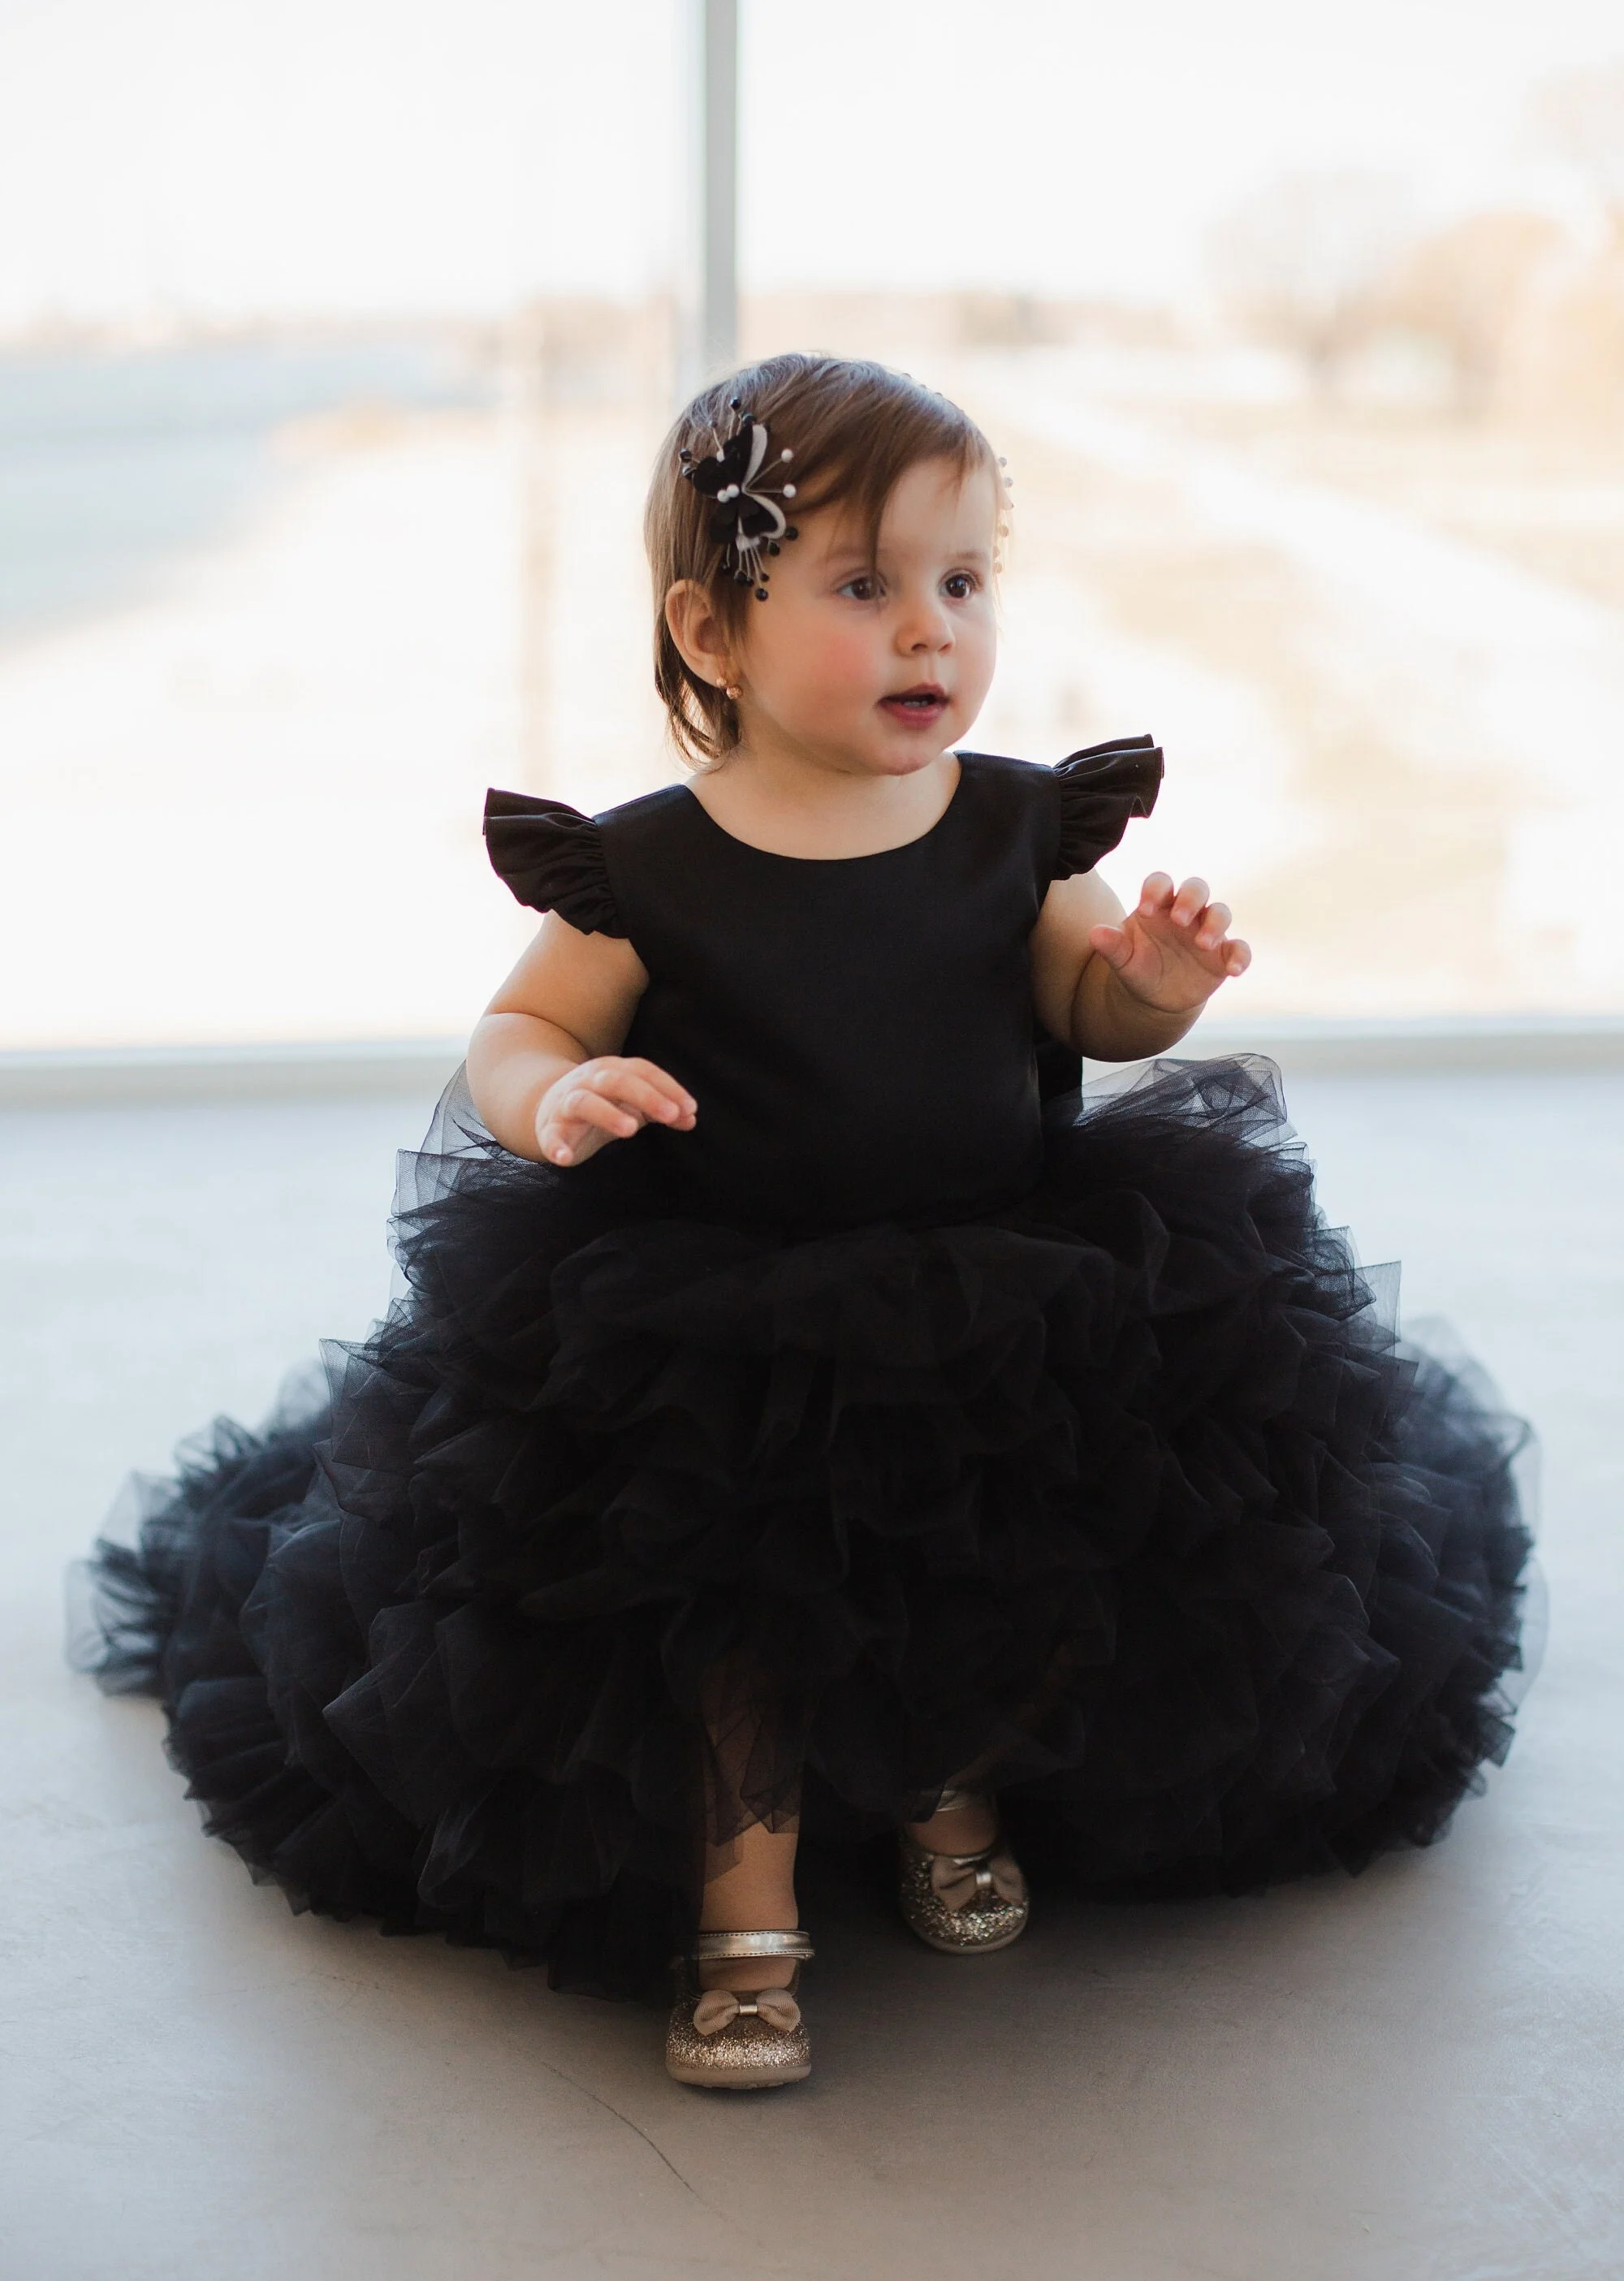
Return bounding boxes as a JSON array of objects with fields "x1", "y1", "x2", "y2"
[
  {"x1": 482, "y1": 788, "x2": 627, "y2": 938},
  {"x1": 1051, "y1": 735, "x2": 1164, "y2": 879}
]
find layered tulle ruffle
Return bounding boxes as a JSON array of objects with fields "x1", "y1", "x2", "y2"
[{"x1": 72, "y1": 1056, "x2": 1535, "y2": 2000}]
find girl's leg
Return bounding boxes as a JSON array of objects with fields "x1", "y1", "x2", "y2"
[
  {"x1": 696, "y1": 1657, "x2": 801, "y2": 1993},
  {"x1": 698, "y1": 1820, "x2": 801, "y2": 1992}
]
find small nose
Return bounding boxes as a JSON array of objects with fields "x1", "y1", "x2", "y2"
[{"x1": 896, "y1": 587, "x2": 953, "y2": 652}]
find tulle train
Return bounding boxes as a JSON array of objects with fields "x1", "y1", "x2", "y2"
[{"x1": 71, "y1": 1056, "x2": 1535, "y2": 2001}]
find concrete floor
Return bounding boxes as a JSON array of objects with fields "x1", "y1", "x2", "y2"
[{"x1": 2, "y1": 1069, "x2": 1621, "y2": 2281}]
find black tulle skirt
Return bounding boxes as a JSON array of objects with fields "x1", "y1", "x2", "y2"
[{"x1": 71, "y1": 1056, "x2": 1536, "y2": 2002}]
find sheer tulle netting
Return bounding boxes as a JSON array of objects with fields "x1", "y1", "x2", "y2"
[{"x1": 71, "y1": 1056, "x2": 1536, "y2": 2002}]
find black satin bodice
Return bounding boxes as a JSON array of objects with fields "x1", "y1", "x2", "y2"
[{"x1": 484, "y1": 738, "x2": 1161, "y2": 1233}]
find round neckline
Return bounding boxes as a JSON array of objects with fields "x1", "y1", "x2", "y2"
[{"x1": 680, "y1": 755, "x2": 968, "y2": 866}]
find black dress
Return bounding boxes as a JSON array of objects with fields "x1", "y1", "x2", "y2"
[{"x1": 75, "y1": 739, "x2": 1535, "y2": 2002}]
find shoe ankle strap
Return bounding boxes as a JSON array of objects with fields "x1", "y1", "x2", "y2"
[
  {"x1": 931, "y1": 1785, "x2": 987, "y2": 1815},
  {"x1": 690, "y1": 1928, "x2": 814, "y2": 1963}
]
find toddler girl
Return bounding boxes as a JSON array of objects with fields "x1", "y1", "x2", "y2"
[{"x1": 78, "y1": 353, "x2": 1532, "y2": 2092}]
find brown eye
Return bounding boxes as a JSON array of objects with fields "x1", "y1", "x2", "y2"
[
  {"x1": 944, "y1": 572, "x2": 976, "y2": 599},
  {"x1": 838, "y1": 575, "x2": 879, "y2": 602}
]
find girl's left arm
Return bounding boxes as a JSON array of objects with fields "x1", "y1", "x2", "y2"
[{"x1": 1030, "y1": 867, "x2": 1251, "y2": 1061}]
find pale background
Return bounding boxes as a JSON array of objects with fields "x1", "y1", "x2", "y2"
[{"x1": 5, "y1": 0, "x2": 1624, "y2": 1045}]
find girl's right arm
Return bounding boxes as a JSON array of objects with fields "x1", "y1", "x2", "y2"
[{"x1": 465, "y1": 914, "x2": 696, "y2": 1165}]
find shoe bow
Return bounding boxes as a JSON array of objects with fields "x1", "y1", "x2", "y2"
[
  {"x1": 929, "y1": 1847, "x2": 1027, "y2": 1914},
  {"x1": 691, "y1": 1986, "x2": 803, "y2": 2036}
]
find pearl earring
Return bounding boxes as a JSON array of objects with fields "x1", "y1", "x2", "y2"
[{"x1": 723, "y1": 684, "x2": 741, "y2": 702}]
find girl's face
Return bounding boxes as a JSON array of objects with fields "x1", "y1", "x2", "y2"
[{"x1": 678, "y1": 454, "x2": 1000, "y2": 781}]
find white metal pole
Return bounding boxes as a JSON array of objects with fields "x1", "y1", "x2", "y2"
[{"x1": 702, "y1": 0, "x2": 738, "y2": 378}]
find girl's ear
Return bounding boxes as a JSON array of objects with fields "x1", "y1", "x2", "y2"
[{"x1": 664, "y1": 580, "x2": 733, "y2": 692}]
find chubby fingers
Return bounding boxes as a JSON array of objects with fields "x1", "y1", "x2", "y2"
[
  {"x1": 542, "y1": 1083, "x2": 636, "y2": 1168},
  {"x1": 1167, "y1": 876, "x2": 1211, "y2": 931},
  {"x1": 1135, "y1": 874, "x2": 1219, "y2": 939},
  {"x1": 1129, "y1": 871, "x2": 1253, "y2": 987},
  {"x1": 549, "y1": 1086, "x2": 639, "y2": 1163},
  {"x1": 585, "y1": 1057, "x2": 696, "y2": 1129},
  {"x1": 1135, "y1": 871, "x2": 1177, "y2": 920},
  {"x1": 544, "y1": 1058, "x2": 697, "y2": 1166},
  {"x1": 1141, "y1": 875, "x2": 1245, "y2": 951},
  {"x1": 1189, "y1": 900, "x2": 1252, "y2": 975}
]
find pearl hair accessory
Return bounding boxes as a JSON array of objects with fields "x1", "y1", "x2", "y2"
[
  {"x1": 679, "y1": 399, "x2": 801, "y2": 601},
  {"x1": 995, "y1": 454, "x2": 1013, "y2": 569}
]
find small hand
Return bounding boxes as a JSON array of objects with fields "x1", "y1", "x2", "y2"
[
  {"x1": 1087, "y1": 874, "x2": 1251, "y2": 1013},
  {"x1": 537, "y1": 1056, "x2": 697, "y2": 1168}
]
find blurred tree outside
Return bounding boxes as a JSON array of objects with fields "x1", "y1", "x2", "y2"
[
  {"x1": 1383, "y1": 213, "x2": 1569, "y2": 421},
  {"x1": 1203, "y1": 63, "x2": 1624, "y2": 428},
  {"x1": 1206, "y1": 171, "x2": 1417, "y2": 403}
]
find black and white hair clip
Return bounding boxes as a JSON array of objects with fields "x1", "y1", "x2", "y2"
[{"x1": 680, "y1": 399, "x2": 799, "y2": 600}]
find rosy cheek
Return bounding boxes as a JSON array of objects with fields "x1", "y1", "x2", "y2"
[{"x1": 787, "y1": 624, "x2": 881, "y2": 702}]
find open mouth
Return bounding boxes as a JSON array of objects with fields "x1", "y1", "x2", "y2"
[{"x1": 879, "y1": 684, "x2": 950, "y2": 724}]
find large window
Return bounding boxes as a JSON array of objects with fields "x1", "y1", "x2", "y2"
[{"x1": 5, "y1": 1, "x2": 1622, "y2": 1045}]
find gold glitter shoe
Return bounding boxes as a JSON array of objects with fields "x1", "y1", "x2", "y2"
[
  {"x1": 664, "y1": 1929, "x2": 814, "y2": 2091},
  {"x1": 899, "y1": 1791, "x2": 1030, "y2": 1956}
]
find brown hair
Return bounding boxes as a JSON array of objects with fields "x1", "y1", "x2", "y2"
[{"x1": 645, "y1": 353, "x2": 998, "y2": 766}]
